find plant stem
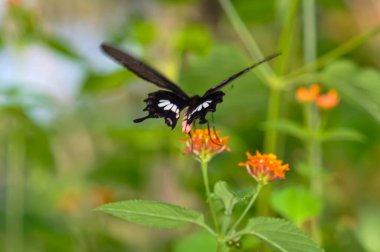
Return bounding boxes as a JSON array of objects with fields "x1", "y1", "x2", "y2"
[
  {"x1": 218, "y1": 0, "x2": 275, "y2": 82},
  {"x1": 201, "y1": 159, "x2": 220, "y2": 232},
  {"x1": 275, "y1": 0, "x2": 300, "y2": 76},
  {"x1": 5, "y1": 130, "x2": 25, "y2": 252},
  {"x1": 302, "y1": 0, "x2": 323, "y2": 244},
  {"x1": 264, "y1": 88, "x2": 281, "y2": 153},
  {"x1": 221, "y1": 206, "x2": 232, "y2": 235},
  {"x1": 229, "y1": 183, "x2": 263, "y2": 233},
  {"x1": 305, "y1": 104, "x2": 323, "y2": 244},
  {"x1": 286, "y1": 25, "x2": 380, "y2": 80},
  {"x1": 303, "y1": 0, "x2": 317, "y2": 66},
  {"x1": 216, "y1": 241, "x2": 229, "y2": 252}
]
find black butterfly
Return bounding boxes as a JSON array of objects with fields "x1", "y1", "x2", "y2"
[{"x1": 101, "y1": 43, "x2": 280, "y2": 132}]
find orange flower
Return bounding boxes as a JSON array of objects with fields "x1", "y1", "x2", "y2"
[
  {"x1": 296, "y1": 84, "x2": 320, "y2": 103},
  {"x1": 316, "y1": 89, "x2": 340, "y2": 110},
  {"x1": 238, "y1": 151, "x2": 289, "y2": 184},
  {"x1": 7, "y1": 0, "x2": 22, "y2": 6},
  {"x1": 182, "y1": 129, "x2": 231, "y2": 162}
]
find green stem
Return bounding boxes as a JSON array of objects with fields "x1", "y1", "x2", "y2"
[
  {"x1": 307, "y1": 136, "x2": 323, "y2": 243},
  {"x1": 275, "y1": 0, "x2": 300, "y2": 76},
  {"x1": 303, "y1": 0, "x2": 317, "y2": 65},
  {"x1": 229, "y1": 183, "x2": 263, "y2": 233},
  {"x1": 264, "y1": 89, "x2": 281, "y2": 153},
  {"x1": 221, "y1": 206, "x2": 232, "y2": 234},
  {"x1": 286, "y1": 25, "x2": 380, "y2": 80},
  {"x1": 5, "y1": 130, "x2": 25, "y2": 252},
  {"x1": 306, "y1": 104, "x2": 323, "y2": 244},
  {"x1": 201, "y1": 159, "x2": 220, "y2": 232},
  {"x1": 218, "y1": 0, "x2": 275, "y2": 82},
  {"x1": 302, "y1": 0, "x2": 323, "y2": 244},
  {"x1": 216, "y1": 241, "x2": 229, "y2": 252}
]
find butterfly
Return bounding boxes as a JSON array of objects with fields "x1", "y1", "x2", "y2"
[{"x1": 101, "y1": 43, "x2": 280, "y2": 133}]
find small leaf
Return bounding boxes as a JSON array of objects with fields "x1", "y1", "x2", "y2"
[
  {"x1": 214, "y1": 181, "x2": 239, "y2": 211},
  {"x1": 173, "y1": 231, "x2": 217, "y2": 252},
  {"x1": 242, "y1": 217, "x2": 324, "y2": 252},
  {"x1": 321, "y1": 60, "x2": 380, "y2": 124},
  {"x1": 41, "y1": 35, "x2": 82, "y2": 60},
  {"x1": 95, "y1": 200, "x2": 205, "y2": 229},
  {"x1": 214, "y1": 181, "x2": 254, "y2": 212},
  {"x1": 321, "y1": 128, "x2": 365, "y2": 142},
  {"x1": 271, "y1": 186, "x2": 322, "y2": 225},
  {"x1": 81, "y1": 70, "x2": 132, "y2": 93},
  {"x1": 262, "y1": 120, "x2": 309, "y2": 141}
]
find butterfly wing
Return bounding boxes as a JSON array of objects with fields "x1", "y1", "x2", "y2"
[
  {"x1": 182, "y1": 91, "x2": 225, "y2": 132},
  {"x1": 203, "y1": 52, "x2": 281, "y2": 96},
  {"x1": 101, "y1": 43, "x2": 189, "y2": 99},
  {"x1": 134, "y1": 90, "x2": 189, "y2": 129},
  {"x1": 182, "y1": 53, "x2": 281, "y2": 132}
]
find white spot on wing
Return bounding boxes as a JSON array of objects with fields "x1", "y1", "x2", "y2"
[
  {"x1": 203, "y1": 102, "x2": 209, "y2": 108},
  {"x1": 171, "y1": 105, "x2": 178, "y2": 112},
  {"x1": 164, "y1": 104, "x2": 173, "y2": 110},
  {"x1": 158, "y1": 100, "x2": 170, "y2": 107}
]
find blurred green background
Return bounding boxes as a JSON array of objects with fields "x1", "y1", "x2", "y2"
[{"x1": 1, "y1": 0, "x2": 380, "y2": 251}]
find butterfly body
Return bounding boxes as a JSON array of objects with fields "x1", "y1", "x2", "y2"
[{"x1": 101, "y1": 43, "x2": 280, "y2": 132}]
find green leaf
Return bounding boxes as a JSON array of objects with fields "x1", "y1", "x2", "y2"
[
  {"x1": 41, "y1": 35, "x2": 82, "y2": 60},
  {"x1": 262, "y1": 120, "x2": 309, "y2": 141},
  {"x1": 321, "y1": 60, "x2": 380, "y2": 124},
  {"x1": 271, "y1": 186, "x2": 322, "y2": 225},
  {"x1": 95, "y1": 200, "x2": 206, "y2": 229},
  {"x1": 321, "y1": 128, "x2": 365, "y2": 142},
  {"x1": 241, "y1": 217, "x2": 324, "y2": 252},
  {"x1": 174, "y1": 25, "x2": 213, "y2": 55},
  {"x1": 173, "y1": 231, "x2": 217, "y2": 252},
  {"x1": 214, "y1": 181, "x2": 239, "y2": 211},
  {"x1": 132, "y1": 20, "x2": 157, "y2": 46},
  {"x1": 214, "y1": 181, "x2": 254, "y2": 213},
  {"x1": 81, "y1": 70, "x2": 132, "y2": 93},
  {"x1": 355, "y1": 206, "x2": 380, "y2": 252}
]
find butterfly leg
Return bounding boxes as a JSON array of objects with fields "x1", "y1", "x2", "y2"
[
  {"x1": 187, "y1": 131, "x2": 194, "y2": 152},
  {"x1": 207, "y1": 121, "x2": 221, "y2": 146},
  {"x1": 211, "y1": 113, "x2": 222, "y2": 144}
]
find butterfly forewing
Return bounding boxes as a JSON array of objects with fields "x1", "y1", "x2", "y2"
[
  {"x1": 101, "y1": 43, "x2": 281, "y2": 130},
  {"x1": 203, "y1": 52, "x2": 282, "y2": 96},
  {"x1": 101, "y1": 43, "x2": 189, "y2": 99}
]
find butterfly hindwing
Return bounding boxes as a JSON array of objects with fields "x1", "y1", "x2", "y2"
[
  {"x1": 186, "y1": 91, "x2": 225, "y2": 125},
  {"x1": 134, "y1": 91, "x2": 188, "y2": 129}
]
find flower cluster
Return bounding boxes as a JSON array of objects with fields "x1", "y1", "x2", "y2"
[
  {"x1": 238, "y1": 151, "x2": 289, "y2": 184},
  {"x1": 296, "y1": 83, "x2": 340, "y2": 110},
  {"x1": 182, "y1": 128, "x2": 230, "y2": 162}
]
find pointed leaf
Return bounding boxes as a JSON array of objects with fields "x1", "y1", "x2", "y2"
[
  {"x1": 241, "y1": 217, "x2": 324, "y2": 252},
  {"x1": 174, "y1": 231, "x2": 217, "y2": 252},
  {"x1": 214, "y1": 181, "x2": 239, "y2": 210},
  {"x1": 271, "y1": 186, "x2": 322, "y2": 225},
  {"x1": 81, "y1": 70, "x2": 133, "y2": 93},
  {"x1": 321, "y1": 60, "x2": 380, "y2": 123},
  {"x1": 321, "y1": 128, "x2": 365, "y2": 142},
  {"x1": 214, "y1": 181, "x2": 254, "y2": 212},
  {"x1": 262, "y1": 120, "x2": 309, "y2": 141},
  {"x1": 96, "y1": 200, "x2": 205, "y2": 229}
]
